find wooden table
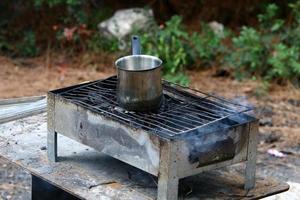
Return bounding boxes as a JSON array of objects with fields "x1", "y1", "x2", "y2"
[{"x1": 0, "y1": 114, "x2": 289, "y2": 199}]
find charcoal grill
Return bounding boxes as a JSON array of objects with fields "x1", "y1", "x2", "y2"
[{"x1": 47, "y1": 76, "x2": 258, "y2": 200}]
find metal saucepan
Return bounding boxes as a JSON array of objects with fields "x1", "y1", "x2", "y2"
[{"x1": 115, "y1": 36, "x2": 163, "y2": 112}]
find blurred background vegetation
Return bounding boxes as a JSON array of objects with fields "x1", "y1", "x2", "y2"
[{"x1": 0, "y1": 0, "x2": 300, "y2": 87}]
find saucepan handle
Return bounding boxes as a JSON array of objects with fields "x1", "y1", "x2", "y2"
[{"x1": 132, "y1": 35, "x2": 141, "y2": 55}]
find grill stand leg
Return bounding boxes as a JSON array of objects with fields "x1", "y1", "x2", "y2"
[
  {"x1": 245, "y1": 122, "x2": 258, "y2": 190},
  {"x1": 47, "y1": 131, "x2": 57, "y2": 162},
  {"x1": 157, "y1": 141, "x2": 179, "y2": 200},
  {"x1": 47, "y1": 93, "x2": 57, "y2": 162}
]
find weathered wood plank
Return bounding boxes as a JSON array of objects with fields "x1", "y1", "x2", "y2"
[{"x1": 0, "y1": 114, "x2": 289, "y2": 200}]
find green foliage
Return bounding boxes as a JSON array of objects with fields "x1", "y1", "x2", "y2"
[
  {"x1": 87, "y1": 33, "x2": 119, "y2": 53},
  {"x1": 33, "y1": 0, "x2": 83, "y2": 8},
  {"x1": 281, "y1": 2, "x2": 300, "y2": 48},
  {"x1": 224, "y1": 1, "x2": 300, "y2": 85},
  {"x1": 258, "y1": 4, "x2": 284, "y2": 32},
  {"x1": 282, "y1": 25, "x2": 300, "y2": 48},
  {"x1": 139, "y1": 15, "x2": 231, "y2": 85},
  {"x1": 33, "y1": 0, "x2": 87, "y2": 24},
  {"x1": 267, "y1": 43, "x2": 300, "y2": 81},
  {"x1": 0, "y1": 1, "x2": 115, "y2": 56},
  {"x1": 140, "y1": 16, "x2": 191, "y2": 85},
  {"x1": 0, "y1": 35, "x2": 11, "y2": 52},
  {"x1": 191, "y1": 23, "x2": 223, "y2": 66},
  {"x1": 16, "y1": 31, "x2": 39, "y2": 57},
  {"x1": 1, "y1": 0, "x2": 300, "y2": 87},
  {"x1": 164, "y1": 73, "x2": 190, "y2": 86},
  {"x1": 289, "y1": 1, "x2": 300, "y2": 24},
  {"x1": 86, "y1": 7, "x2": 113, "y2": 29},
  {"x1": 225, "y1": 27, "x2": 267, "y2": 80}
]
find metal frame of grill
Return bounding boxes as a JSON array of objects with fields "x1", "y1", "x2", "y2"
[
  {"x1": 47, "y1": 76, "x2": 259, "y2": 200},
  {"x1": 55, "y1": 76, "x2": 252, "y2": 138}
]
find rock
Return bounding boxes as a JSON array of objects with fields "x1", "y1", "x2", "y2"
[
  {"x1": 98, "y1": 8, "x2": 155, "y2": 40},
  {"x1": 288, "y1": 99, "x2": 300, "y2": 107},
  {"x1": 265, "y1": 133, "x2": 280, "y2": 144},
  {"x1": 213, "y1": 68, "x2": 230, "y2": 77},
  {"x1": 260, "y1": 106, "x2": 274, "y2": 117},
  {"x1": 40, "y1": 146, "x2": 47, "y2": 150},
  {"x1": 208, "y1": 21, "x2": 224, "y2": 37},
  {"x1": 259, "y1": 117, "x2": 273, "y2": 126}
]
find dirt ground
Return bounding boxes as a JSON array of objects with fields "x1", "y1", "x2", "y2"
[{"x1": 0, "y1": 55, "x2": 299, "y2": 199}]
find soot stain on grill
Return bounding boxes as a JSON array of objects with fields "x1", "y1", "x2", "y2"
[
  {"x1": 85, "y1": 113, "x2": 160, "y2": 168},
  {"x1": 188, "y1": 137, "x2": 235, "y2": 167},
  {"x1": 185, "y1": 113, "x2": 253, "y2": 166},
  {"x1": 185, "y1": 120, "x2": 237, "y2": 165}
]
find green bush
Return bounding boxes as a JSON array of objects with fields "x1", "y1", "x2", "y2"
[
  {"x1": 224, "y1": 1, "x2": 300, "y2": 85},
  {"x1": 0, "y1": 35, "x2": 11, "y2": 52},
  {"x1": 258, "y1": 4, "x2": 284, "y2": 32},
  {"x1": 282, "y1": 2, "x2": 300, "y2": 48},
  {"x1": 33, "y1": 0, "x2": 83, "y2": 7},
  {"x1": 191, "y1": 23, "x2": 224, "y2": 66},
  {"x1": 1, "y1": 1, "x2": 300, "y2": 87},
  {"x1": 87, "y1": 33, "x2": 119, "y2": 53},
  {"x1": 32, "y1": 0, "x2": 112, "y2": 26},
  {"x1": 225, "y1": 27, "x2": 267, "y2": 80},
  {"x1": 33, "y1": 0, "x2": 87, "y2": 24},
  {"x1": 16, "y1": 31, "x2": 39, "y2": 57},
  {"x1": 267, "y1": 43, "x2": 300, "y2": 82},
  {"x1": 140, "y1": 16, "x2": 192, "y2": 86}
]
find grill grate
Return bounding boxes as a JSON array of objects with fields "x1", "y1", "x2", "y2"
[{"x1": 56, "y1": 76, "x2": 252, "y2": 138}]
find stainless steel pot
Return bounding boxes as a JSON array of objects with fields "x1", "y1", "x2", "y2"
[{"x1": 115, "y1": 36, "x2": 163, "y2": 112}]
